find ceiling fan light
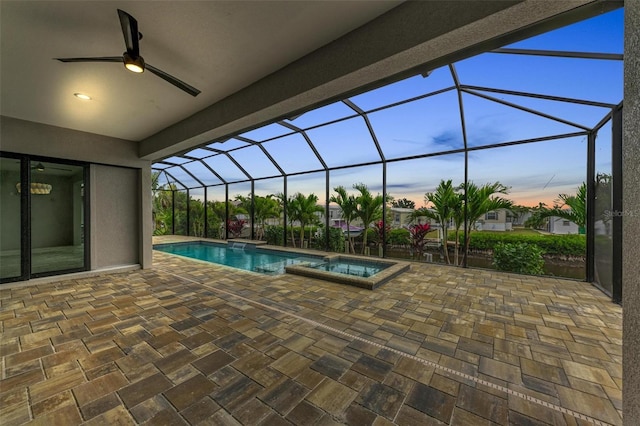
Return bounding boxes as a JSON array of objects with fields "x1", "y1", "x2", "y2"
[{"x1": 123, "y1": 52, "x2": 145, "y2": 73}]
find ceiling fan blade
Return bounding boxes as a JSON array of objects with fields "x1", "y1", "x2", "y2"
[
  {"x1": 55, "y1": 57, "x2": 122, "y2": 63},
  {"x1": 146, "y1": 64, "x2": 201, "y2": 97},
  {"x1": 117, "y1": 9, "x2": 140, "y2": 57}
]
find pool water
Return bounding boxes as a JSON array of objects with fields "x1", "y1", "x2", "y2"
[
  {"x1": 154, "y1": 241, "x2": 321, "y2": 274},
  {"x1": 310, "y1": 260, "x2": 389, "y2": 278}
]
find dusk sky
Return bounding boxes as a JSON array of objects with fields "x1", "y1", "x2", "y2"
[{"x1": 158, "y1": 8, "x2": 623, "y2": 209}]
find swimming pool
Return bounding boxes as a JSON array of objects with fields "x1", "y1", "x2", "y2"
[
  {"x1": 154, "y1": 241, "x2": 321, "y2": 274},
  {"x1": 155, "y1": 240, "x2": 410, "y2": 289}
]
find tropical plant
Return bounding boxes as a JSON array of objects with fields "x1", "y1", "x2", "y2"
[
  {"x1": 373, "y1": 220, "x2": 391, "y2": 247},
  {"x1": 535, "y1": 183, "x2": 586, "y2": 233},
  {"x1": 289, "y1": 192, "x2": 324, "y2": 247},
  {"x1": 408, "y1": 223, "x2": 431, "y2": 259},
  {"x1": 330, "y1": 186, "x2": 358, "y2": 253},
  {"x1": 189, "y1": 198, "x2": 205, "y2": 237},
  {"x1": 460, "y1": 181, "x2": 513, "y2": 264},
  {"x1": 493, "y1": 242, "x2": 545, "y2": 275},
  {"x1": 236, "y1": 194, "x2": 281, "y2": 240},
  {"x1": 410, "y1": 180, "x2": 461, "y2": 265},
  {"x1": 227, "y1": 218, "x2": 246, "y2": 238},
  {"x1": 353, "y1": 183, "x2": 385, "y2": 254}
]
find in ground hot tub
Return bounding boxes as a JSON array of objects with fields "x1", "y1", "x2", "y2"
[{"x1": 285, "y1": 254, "x2": 410, "y2": 289}]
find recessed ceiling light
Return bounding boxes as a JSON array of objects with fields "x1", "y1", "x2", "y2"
[{"x1": 74, "y1": 93, "x2": 91, "y2": 100}]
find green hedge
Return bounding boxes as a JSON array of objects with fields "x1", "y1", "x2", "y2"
[
  {"x1": 493, "y1": 242, "x2": 545, "y2": 275},
  {"x1": 458, "y1": 232, "x2": 585, "y2": 256}
]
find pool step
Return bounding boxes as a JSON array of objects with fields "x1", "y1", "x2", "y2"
[{"x1": 253, "y1": 257, "x2": 323, "y2": 274}]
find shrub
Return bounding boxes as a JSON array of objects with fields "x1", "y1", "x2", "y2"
[
  {"x1": 493, "y1": 242, "x2": 545, "y2": 275},
  {"x1": 264, "y1": 225, "x2": 284, "y2": 245},
  {"x1": 457, "y1": 232, "x2": 585, "y2": 256},
  {"x1": 388, "y1": 228, "x2": 410, "y2": 246},
  {"x1": 313, "y1": 226, "x2": 344, "y2": 252}
]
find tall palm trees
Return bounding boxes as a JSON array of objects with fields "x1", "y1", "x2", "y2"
[
  {"x1": 410, "y1": 179, "x2": 512, "y2": 265},
  {"x1": 278, "y1": 192, "x2": 323, "y2": 247},
  {"x1": 353, "y1": 183, "x2": 385, "y2": 254},
  {"x1": 330, "y1": 183, "x2": 385, "y2": 254},
  {"x1": 330, "y1": 186, "x2": 358, "y2": 253},
  {"x1": 461, "y1": 181, "x2": 513, "y2": 263}
]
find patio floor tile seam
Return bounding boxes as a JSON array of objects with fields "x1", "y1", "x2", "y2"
[{"x1": 156, "y1": 266, "x2": 616, "y2": 426}]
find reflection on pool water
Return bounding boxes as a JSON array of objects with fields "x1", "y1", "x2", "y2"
[{"x1": 154, "y1": 241, "x2": 321, "y2": 274}]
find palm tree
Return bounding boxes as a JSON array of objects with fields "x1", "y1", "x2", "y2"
[
  {"x1": 536, "y1": 183, "x2": 586, "y2": 232},
  {"x1": 236, "y1": 194, "x2": 281, "y2": 240},
  {"x1": 289, "y1": 192, "x2": 324, "y2": 247},
  {"x1": 460, "y1": 181, "x2": 513, "y2": 263},
  {"x1": 276, "y1": 192, "x2": 299, "y2": 247},
  {"x1": 353, "y1": 183, "x2": 385, "y2": 254},
  {"x1": 410, "y1": 180, "x2": 459, "y2": 264},
  {"x1": 330, "y1": 186, "x2": 358, "y2": 253}
]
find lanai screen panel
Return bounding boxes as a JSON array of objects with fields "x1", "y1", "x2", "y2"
[
  {"x1": 261, "y1": 133, "x2": 324, "y2": 174},
  {"x1": 181, "y1": 161, "x2": 223, "y2": 186},
  {"x1": 368, "y1": 89, "x2": 464, "y2": 159},
  {"x1": 228, "y1": 144, "x2": 281, "y2": 179},
  {"x1": 460, "y1": 91, "x2": 587, "y2": 148},
  {"x1": 201, "y1": 154, "x2": 247, "y2": 183},
  {"x1": 306, "y1": 117, "x2": 381, "y2": 168}
]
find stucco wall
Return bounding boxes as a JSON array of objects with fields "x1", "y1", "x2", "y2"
[
  {"x1": 0, "y1": 116, "x2": 152, "y2": 271},
  {"x1": 90, "y1": 165, "x2": 140, "y2": 268},
  {"x1": 623, "y1": 1, "x2": 640, "y2": 424}
]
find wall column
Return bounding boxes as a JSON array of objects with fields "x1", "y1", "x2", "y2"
[{"x1": 623, "y1": 2, "x2": 640, "y2": 424}]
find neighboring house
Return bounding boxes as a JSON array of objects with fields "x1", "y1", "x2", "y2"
[
  {"x1": 390, "y1": 207, "x2": 415, "y2": 228},
  {"x1": 475, "y1": 209, "x2": 513, "y2": 231},
  {"x1": 547, "y1": 216, "x2": 580, "y2": 234}
]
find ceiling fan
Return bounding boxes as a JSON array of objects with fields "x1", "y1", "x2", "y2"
[{"x1": 55, "y1": 9, "x2": 200, "y2": 97}]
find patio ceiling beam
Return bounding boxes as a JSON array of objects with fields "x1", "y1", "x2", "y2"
[{"x1": 490, "y1": 47, "x2": 623, "y2": 61}]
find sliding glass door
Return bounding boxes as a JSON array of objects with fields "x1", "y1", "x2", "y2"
[
  {"x1": 30, "y1": 160, "x2": 86, "y2": 276},
  {"x1": 0, "y1": 153, "x2": 89, "y2": 283}
]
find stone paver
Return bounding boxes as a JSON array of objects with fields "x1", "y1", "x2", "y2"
[{"x1": 0, "y1": 237, "x2": 623, "y2": 425}]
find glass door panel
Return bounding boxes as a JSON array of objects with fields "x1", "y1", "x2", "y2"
[
  {"x1": 30, "y1": 161, "x2": 85, "y2": 275},
  {"x1": 0, "y1": 157, "x2": 23, "y2": 280}
]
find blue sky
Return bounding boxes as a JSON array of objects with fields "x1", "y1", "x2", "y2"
[{"x1": 160, "y1": 8, "x2": 623, "y2": 208}]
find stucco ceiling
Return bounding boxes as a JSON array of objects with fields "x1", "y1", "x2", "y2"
[{"x1": 0, "y1": 1, "x2": 400, "y2": 142}]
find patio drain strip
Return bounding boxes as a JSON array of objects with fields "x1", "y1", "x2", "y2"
[{"x1": 160, "y1": 268, "x2": 613, "y2": 426}]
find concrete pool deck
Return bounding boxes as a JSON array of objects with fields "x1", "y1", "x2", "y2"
[{"x1": 0, "y1": 235, "x2": 622, "y2": 425}]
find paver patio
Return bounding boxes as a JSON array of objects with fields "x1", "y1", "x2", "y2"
[{"x1": 0, "y1": 239, "x2": 622, "y2": 425}]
